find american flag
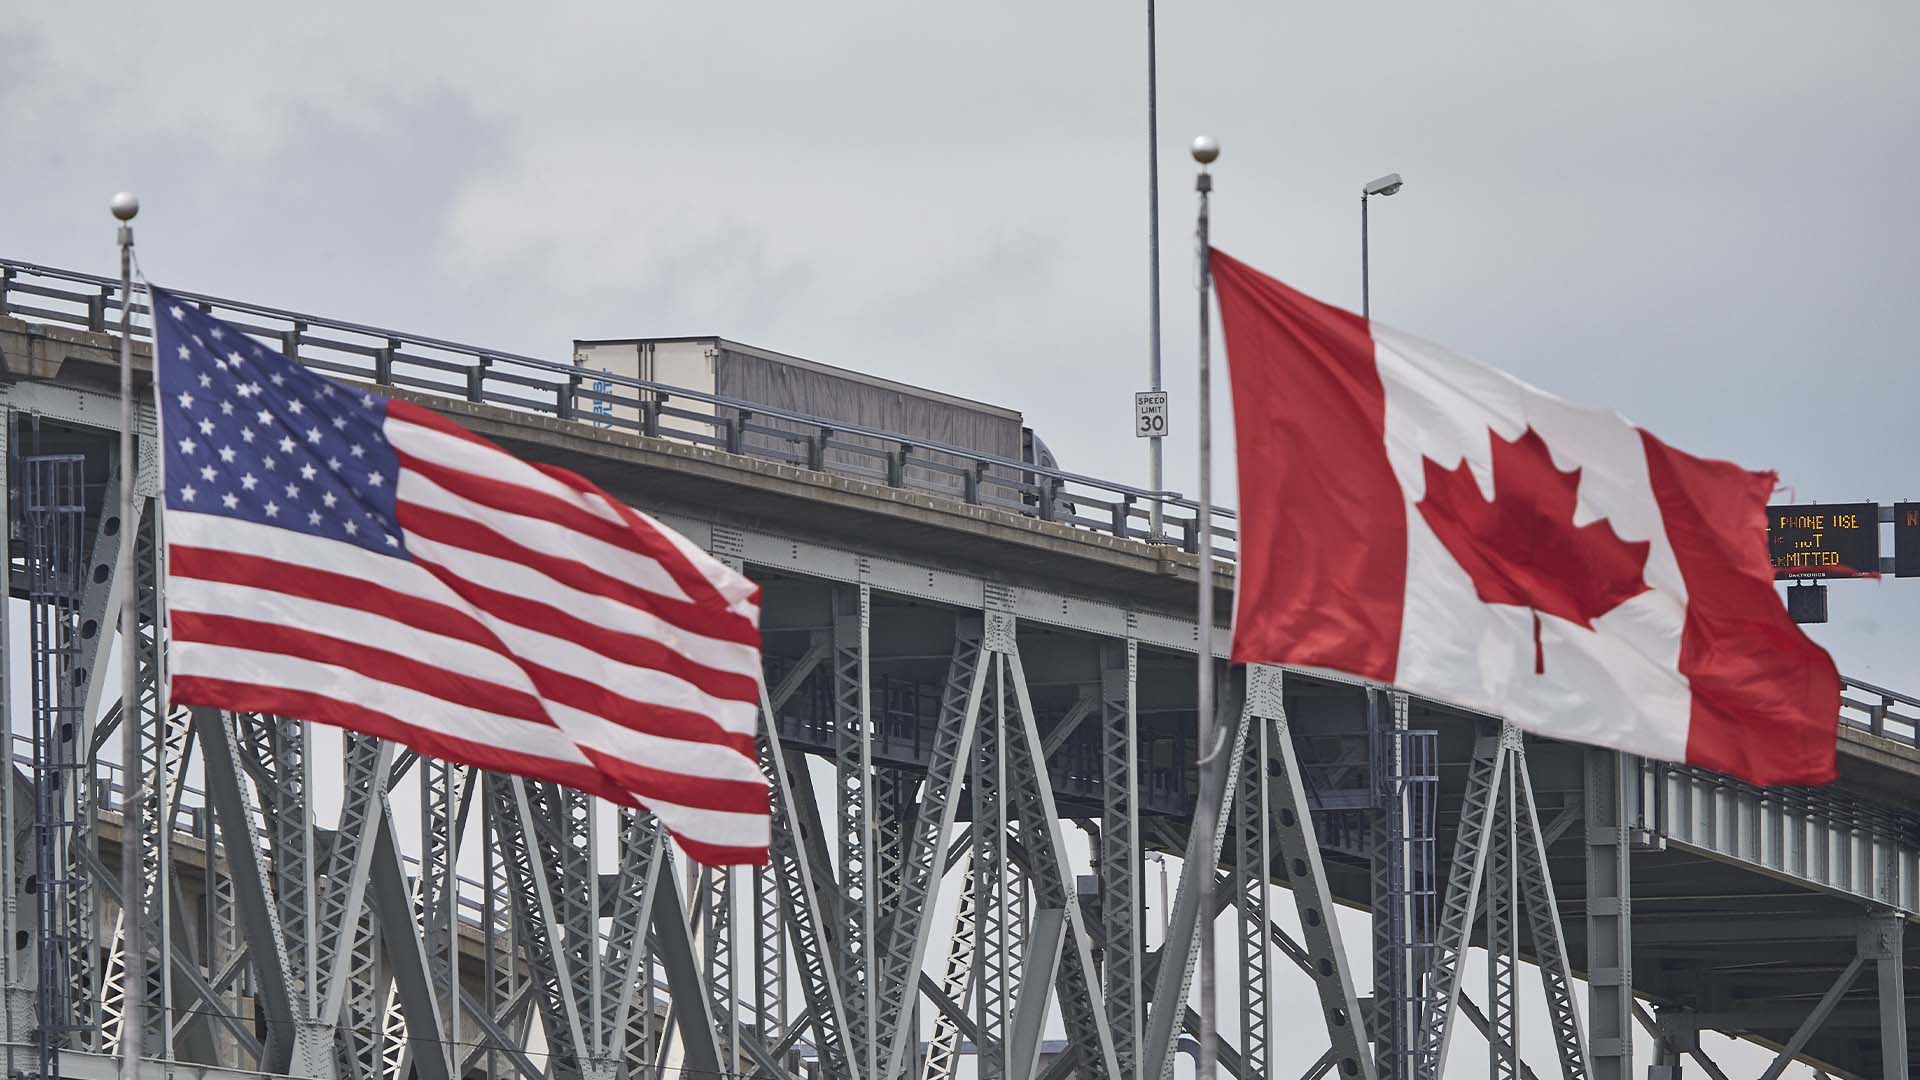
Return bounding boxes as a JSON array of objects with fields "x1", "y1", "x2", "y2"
[{"x1": 151, "y1": 288, "x2": 769, "y2": 865}]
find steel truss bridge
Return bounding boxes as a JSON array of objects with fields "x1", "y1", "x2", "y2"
[{"x1": 0, "y1": 258, "x2": 1915, "y2": 1080}]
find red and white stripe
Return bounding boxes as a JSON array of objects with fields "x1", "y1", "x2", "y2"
[{"x1": 168, "y1": 398, "x2": 769, "y2": 865}]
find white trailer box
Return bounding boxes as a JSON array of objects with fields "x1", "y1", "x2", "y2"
[{"x1": 572, "y1": 336, "x2": 1028, "y2": 503}]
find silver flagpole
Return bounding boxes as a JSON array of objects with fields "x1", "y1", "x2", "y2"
[
  {"x1": 111, "y1": 190, "x2": 143, "y2": 1080},
  {"x1": 1187, "y1": 136, "x2": 1219, "y2": 1080}
]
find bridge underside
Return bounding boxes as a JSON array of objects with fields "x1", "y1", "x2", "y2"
[{"x1": 0, "y1": 306, "x2": 1915, "y2": 1080}]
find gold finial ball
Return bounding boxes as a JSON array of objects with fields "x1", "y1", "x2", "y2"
[
  {"x1": 110, "y1": 192, "x2": 140, "y2": 221},
  {"x1": 1190, "y1": 136, "x2": 1220, "y2": 165}
]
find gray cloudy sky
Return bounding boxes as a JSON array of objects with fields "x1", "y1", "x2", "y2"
[
  {"x1": 7, "y1": 4, "x2": 1915, "y2": 689},
  {"x1": 3, "y1": 7, "x2": 1914, "y2": 1073}
]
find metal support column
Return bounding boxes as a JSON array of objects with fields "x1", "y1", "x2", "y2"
[
  {"x1": 1512, "y1": 749, "x2": 1589, "y2": 1080},
  {"x1": 1485, "y1": 729, "x2": 1518, "y2": 1080},
  {"x1": 1863, "y1": 911, "x2": 1908, "y2": 1080},
  {"x1": 24, "y1": 452, "x2": 90, "y2": 1080},
  {"x1": 1415, "y1": 730, "x2": 1505, "y2": 1080},
  {"x1": 875, "y1": 618, "x2": 987, "y2": 1080},
  {"x1": 832, "y1": 584, "x2": 875, "y2": 1079},
  {"x1": 1234, "y1": 686, "x2": 1272, "y2": 1080},
  {"x1": 1255, "y1": 666, "x2": 1374, "y2": 1080},
  {"x1": 1101, "y1": 639, "x2": 1143, "y2": 1080},
  {"x1": 973, "y1": 638, "x2": 1013, "y2": 1080},
  {"x1": 1370, "y1": 692, "x2": 1434, "y2": 1080},
  {"x1": 1583, "y1": 750, "x2": 1632, "y2": 1080}
]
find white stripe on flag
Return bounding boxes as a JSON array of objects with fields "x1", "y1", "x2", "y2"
[
  {"x1": 395, "y1": 467, "x2": 698, "y2": 606},
  {"x1": 547, "y1": 703, "x2": 766, "y2": 783},
  {"x1": 168, "y1": 575, "x2": 539, "y2": 695},
  {"x1": 171, "y1": 641, "x2": 595, "y2": 768}
]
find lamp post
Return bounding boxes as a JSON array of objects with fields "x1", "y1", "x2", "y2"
[
  {"x1": 1361, "y1": 172, "x2": 1403, "y2": 320},
  {"x1": 1144, "y1": 0, "x2": 1166, "y2": 540}
]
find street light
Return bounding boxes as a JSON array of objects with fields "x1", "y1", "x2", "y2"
[{"x1": 1361, "y1": 172, "x2": 1403, "y2": 320}]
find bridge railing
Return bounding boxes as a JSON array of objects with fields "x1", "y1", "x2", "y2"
[
  {"x1": 0, "y1": 259, "x2": 1240, "y2": 560},
  {"x1": 1839, "y1": 674, "x2": 1920, "y2": 746},
  {"x1": 3, "y1": 257, "x2": 1910, "y2": 751}
]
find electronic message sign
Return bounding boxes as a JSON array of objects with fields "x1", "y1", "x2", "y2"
[
  {"x1": 1897, "y1": 502, "x2": 1920, "y2": 578},
  {"x1": 1767, "y1": 503, "x2": 1879, "y2": 579}
]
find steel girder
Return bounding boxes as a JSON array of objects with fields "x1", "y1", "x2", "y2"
[
  {"x1": 1651, "y1": 762, "x2": 1920, "y2": 915},
  {"x1": 1142, "y1": 669, "x2": 1249, "y2": 1080},
  {"x1": 1511, "y1": 750, "x2": 1589, "y2": 1080},
  {"x1": 972, "y1": 641, "x2": 1014, "y2": 1080},
  {"x1": 756, "y1": 655, "x2": 856, "y2": 1080},
  {"x1": 871, "y1": 617, "x2": 986, "y2": 1080},
  {"x1": 1001, "y1": 638, "x2": 1120, "y2": 1080},
  {"x1": 1584, "y1": 749, "x2": 1633, "y2": 1080},
  {"x1": 1418, "y1": 726, "x2": 1591, "y2": 1080},
  {"x1": 1486, "y1": 748, "x2": 1517, "y2": 1080},
  {"x1": 1235, "y1": 677, "x2": 1274, "y2": 1080},
  {"x1": 1101, "y1": 639, "x2": 1144, "y2": 1080},
  {"x1": 193, "y1": 708, "x2": 302, "y2": 1074},
  {"x1": 831, "y1": 583, "x2": 877, "y2": 1078},
  {"x1": 1253, "y1": 667, "x2": 1375, "y2": 1080}
]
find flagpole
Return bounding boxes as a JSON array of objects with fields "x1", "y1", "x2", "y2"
[
  {"x1": 1188, "y1": 135, "x2": 1220, "y2": 1080},
  {"x1": 110, "y1": 190, "x2": 143, "y2": 1080}
]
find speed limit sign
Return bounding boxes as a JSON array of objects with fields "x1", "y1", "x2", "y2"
[{"x1": 1134, "y1": 391, "x2": 1169, "y2": 438}]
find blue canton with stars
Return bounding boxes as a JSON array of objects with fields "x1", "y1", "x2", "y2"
[{"x1": 152, "y1": 288, "x2": 405, "y2": 558}]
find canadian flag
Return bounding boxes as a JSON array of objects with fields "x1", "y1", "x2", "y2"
[{"x1": 1213, "y1": 249, "x2": 1839, "y2": 786}]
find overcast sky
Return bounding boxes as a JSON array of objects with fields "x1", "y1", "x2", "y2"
[{"x1": 5, "y1": 5, "x2": 1915, "y2": 1075}]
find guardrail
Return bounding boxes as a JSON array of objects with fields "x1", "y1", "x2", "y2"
[
  {"x1": 1, "y1": 257, "x2": 1910, "y2": 753},
  {"x1": 0, "y1": 258, "x2": 1239, "y2": 560}
]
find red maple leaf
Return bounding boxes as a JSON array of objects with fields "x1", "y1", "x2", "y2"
[{"x1": 1416, "y1": 427, "x2": 1651, "y2": 674}]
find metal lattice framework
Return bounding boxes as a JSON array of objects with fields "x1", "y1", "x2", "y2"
[{"x1": 0, "y1": 272, "x2": 1914, "y2": 1080}]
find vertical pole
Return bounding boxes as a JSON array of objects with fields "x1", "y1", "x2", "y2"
[
  {"x1": 1191, "y1": 143, "x2": 1219, "y2": 1080},
  {"x1": 1145, "y1": 0, "x2": 1165, "y2": 539},
  {"x1": 1486, "y1": 750, "x2": 1517, "y2": 1080},
  {"x1": 1870, "y1": 913, "x2": 1908, "y2": 1080},
  {"x1": 113, "y1": 192, "x2": 143, "y2": 1080},
  {"x1": 1584, "y1": 750, "x2": 1633, "y2": 1080},
  {"x1": 1101, "y1": 640, "x2": 1143, "y2": 1080},
  {"x1": 1361, "y1": 194, "x2": 1371, "y2": 321}
]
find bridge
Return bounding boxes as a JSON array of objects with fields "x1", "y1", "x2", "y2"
[{"x1": 0, "y1": 257, "x2": 1914, "y2": 1080}]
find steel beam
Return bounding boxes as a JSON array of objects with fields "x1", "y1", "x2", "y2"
[
  {"x1": 1235, "y1": 693, "x2": 1272, "y2": 1080},
  {"x1": 191, "y1": 708, "x2": 300, "y2": 1073},
  {"x1": 831, "y1": 583, "x2": 876, "y2": 1078},
  {"x1": 649, "y1": 856, "x2": 725, "y2": 1080},
  {"x1": 1756, "y1": 952, "x2": 1867, "y2": 1080},
  {"x1": 1861, "y1": 912, "x2": 1908, "y2": 1080},
  {"x1": 1254, "y1": 667, "x2": 1374, "y2": 1080},
  {"x1": 757, "y1": 675, "x2": 855, "y2": 1079},
  {"x1": 1100, "y1": 638, "x2": 1143, "y2": 1080},
  {"x1": 367, "y1": 804, "x2": 452, "y2": 1080},
  {"x1": 1486, "y1": 732, "x2": 1518, "y2": 1080},
  {"x1": 1005, "y1": 640, "x2": 1122, "y2": 1080},
  {"x1": 1583, "y1": 750, "x2": 1633, "y2": 1080},
  {"x1": 1511, "y1": 749, "x2": 1590, "y2": 1080},
  {"x1": 876, "y1": 619, "x2": 987, "y2": 1080},
  {"x1": 1143, "y1": 671, "x2": 1248, "y2": 1080},
  {"x1": 1416, "y1": 733, "x2": 1506, "y2": 1079},
  {"x1": 603, "y1": 811, "x2": 666, "y2": 1074},
  {"x1": 1007, "y1": 908, "x2": 1067, "y2": 1080}
]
